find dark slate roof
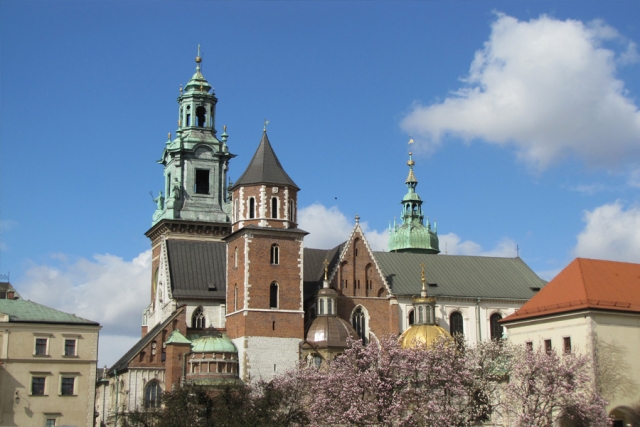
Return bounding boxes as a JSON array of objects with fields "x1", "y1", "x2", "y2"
[
  {"x1": 0, "y1": 299, "x2": 99, "y2": 325},
  {"x1": 303, "y1": 244, "x2": 344, "y2": 301},
  {"x1": 167, "y1": 240, "x2": 227, "y2": 299},
  {"x1": 373, "y1": 253, "x2": 545, "y2": 300},
  {"x1": 230, "y1": 132, "x2": 299, "y2": 190},
  {"x1": 108, "y1": 308, "x2": 184, "y2": 375}
]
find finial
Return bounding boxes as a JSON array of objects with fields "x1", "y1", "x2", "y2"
[
  {"x1": 263, "y1": 119, "x2": 269, "y2": 132},
  {"x1": 223, "y1": 125, "x2": 227, "y2": 133},
  {"x1": 355, "y1": 214, "x2": 360, "y2": 224},
  {"x1": 167, "y1": 132, "x2": 171, "y2": 141},
  {"x1": 221, "y1": 125, "x2": 228, "y2": 144},
  {"x1": 196, "y1": 44, "x2": 202, "y2": 63},
  {"x1": 420, "y1": 262, "x2": 427, "y2": 298},
  {"x1": 179, "y1": 84, "x2": 183, "y2": 94},
  {"x1": 407, "y1": 151, "x2": 415, "y2": 168},
  {"x1": 323, "y1": 259, "x2": 330, "y2": 281}
]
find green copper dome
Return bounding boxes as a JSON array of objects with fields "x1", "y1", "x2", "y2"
[
  {"x1": 388, "y1": 152, "x2": 440, "y2": 254},
  {"x1": 191, "y1": 334, "x2": 237, "y2": 353}
]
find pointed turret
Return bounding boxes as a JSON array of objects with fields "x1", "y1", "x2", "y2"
[
  {"x1": 230, "y1": 130, "x2": 299, "y2": 191},
  {"x1": 388, "y1": 151, "x2": 440, "y2": 254}
]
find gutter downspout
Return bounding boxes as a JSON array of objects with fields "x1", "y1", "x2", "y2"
[{"x1": 476, "y1": 298, "x2": 482, "y2": 343}]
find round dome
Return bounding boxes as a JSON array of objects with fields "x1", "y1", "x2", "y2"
[
  {"x1": 306, "y1": 316, "x2": 358, "y2": 349},
  {"x1": 399, "y1": 324, "x2": 450, "y2": 349},
  {"x1": 317, "y1": 287, "x2": 338, "y2": 297},
  {"x1": 389, "y1": 223, "x2": 439, "y2": 254},
  {"x1": 191, "y1": 334, "x2": 237, "y2": 353}
]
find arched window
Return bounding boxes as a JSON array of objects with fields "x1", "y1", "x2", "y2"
[
  {"x1": 271, "y1": 197, "x2": 278, "y2": 219},
  {"x1": 327, "y1": 299, "x2": 333, "y2": 315},
  {"x1": 192, "y1": 307, "x2": 205, "y2": 329},
  {"x1": 234, "y1": 247, "x2": 238, "y2": 269},
  {"x1": 425, "y1": 306, "x2": 432, "y2": 324},
  {"x1": 319, "y1": 299, "x2": 325, "y2": 315},
  {"x1": 270, "y1": 244, "x2": 279, "y2": 265},
  {"x1": 352, "y1": 307, "x2": 367, "y2": 343},
  {"x1": 288, "y1": 200, "x2": 294, "y2": 221},
  {"x1": 249, "y1": 198, "x2": 255, "y2": 219},
  {"x1": 408, "y1": 309, "x2": 415, "y2": 326},
  {"x1": 270, "y1": 282, "x2": 278, "y2": 308},
  {"x1": 144, "y1": 381, "x2": 162, "y2": 408},
  {"x1": 418, "y1": 306, "x2": 424, "y2": 324},
  {"x1": 450, "y1": 312, "x2": 464, "y2": 336},
  {"x1": 490, "y1": 313, "x2": 504, "y2": 340}
]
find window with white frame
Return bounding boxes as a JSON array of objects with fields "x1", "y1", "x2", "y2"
[
  {"x1": 31, "y1": 375, "x2": 47, "y2": 395},
  {"x1": 60, "y1": 376, "x2": 76, "y2": 396},
  {"x1": 34, "y1": 337, "x2": 49, "y2": 356},
  {"x1": 64, "y1": 338, "x2": 77, "y2": 356}
]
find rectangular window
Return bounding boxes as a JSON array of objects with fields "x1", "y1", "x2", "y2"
[
  {"x1": 46, "y1": 419, "x2": 56, "y2": 427},
  {"x1": 526, "y1": 341, "x2": 533, "y2": 351},
  {"x1": 61, "y1": 377, "x2": 75, "y2": 396},
  {"x1": 544, "y1": 339, "x2": 552, "y2": 354},
  {"x1": 35, "y1": 338, "x2": 48, "y2": 356},
  {"x1": 64, "y1": 339, "x2": 76, "y2": 356},
  {"x1": 195, "y1": 169, "x2": 210, "y2": 194},
  {"x1": 31, "y1": 377, "x2": 46, "y2": 395},
  {"x1": 564, "y1": 337, "x2": 572, "y2": 354}
]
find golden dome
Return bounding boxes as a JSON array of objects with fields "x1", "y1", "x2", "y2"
[{"x1": 399, "y1": 324, "x2": 450, "y2": 349}]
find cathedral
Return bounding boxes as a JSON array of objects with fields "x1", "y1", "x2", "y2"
[{"x1": 95, "y1": 50, "x2": 545, "y2": 425}]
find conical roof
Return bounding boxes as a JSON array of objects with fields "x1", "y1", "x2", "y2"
[{"x1": 230, "y1": 131, "x2": 299, "y2": 190}]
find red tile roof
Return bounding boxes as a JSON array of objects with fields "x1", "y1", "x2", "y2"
[{"x1": 502, "y1": 258, "x2": 640, "y2": 323}]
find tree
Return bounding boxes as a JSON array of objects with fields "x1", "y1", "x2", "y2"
[{"x1": 497, "y1": 345, "x2": 610, "y2": 427}]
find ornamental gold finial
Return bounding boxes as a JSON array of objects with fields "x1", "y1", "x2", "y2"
[
  {"x1": 407, "y1": 151, "x2": 415, "y2": 168},
  {"x1": 196, "y1": 44, "x2": 202, "y2": 63},
  {"x1": 323, "y1": 259, "x2": 330, "y2": 281},
  {"x1": 167, "y1": 132, "x2": 171, "y2": 140},
  {"x1": 420, "y1": 263, "x2": 427, "y2": 297}
]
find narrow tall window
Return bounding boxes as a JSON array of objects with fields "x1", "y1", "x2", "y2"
[
  {"x1": 234, "y1": 247, "x2": 238, "y2": 269},
  {"x1": 234, "y1": 285, "x2": 238, "y2": 311},
  {"x1": 270, "y1": 283, "x2": 278, "y2": 308},
  {"x1": 408, "y1": 309, "x2": 415, "y2": 326},
  {"x1": 352, "y1": 307, "x2": 366, "y2": 343},
  {"x1": 270, "y1": 244, "x2": 279, "y2": 265},
  {"x1": 418, "y1": 306, "x2": 424, "y2": 323},
  {"x1": 271, "y1": 197, "x2": 278, "y2": 219},
  {"x1": 564, "y1": 337, "x2": 572, "y2": 354},
  {"x1": 192, "y1": 306, "x2": 205, "y2": 329},
  {"x1": 195, "y1": 169, "x2": 210, "y2": 194},
  {"x1": 545, "y1": 339, "x2": 553, "y2": 354},
  {"x1": 319, "y1": 299, "x2": 325, "y2": 315},
  {"x1": 166, "y1": 173, "x2": 171, "y2": 199},
  {"x1": 450, "y1": 312, "x2": 464, "y2": 336},
  {"x1": 195, "y1": 106, "x2": 206, "y2": 127},
  {"x1": 490, "y1": 313, "x2": 503, "y2": 340},
  {"x1": 249, "y1": 198, "x2": 255, "y2": 218},
  {"x1": 327, "y1": 299, "x2": 333, "y2": 315}
]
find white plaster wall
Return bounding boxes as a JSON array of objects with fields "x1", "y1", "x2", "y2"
[
  {"x1": 397, "y1": 297, "x2": 523, "y2": 346},
  {"x1": 232, "y1": 337, "x2": 300, "y2": 382},
  {"x1": 184, "y1": 302, "x2": 226, "y2": 329}
]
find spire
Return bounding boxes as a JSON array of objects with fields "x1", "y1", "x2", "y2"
[
  {"x1": 230, "y1": 130, "x2": 299, "y2": 190},
  {"x1": 387, "y1": 147, "x2": 440, "y2": 254},
  {"x1": 184, "y1": 45, "x2": 212, "y2": 93}
]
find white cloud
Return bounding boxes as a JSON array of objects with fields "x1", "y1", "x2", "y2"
[
  {"x1": 16, "y1": 250, "x2": 151, "y2": 367},
  {"x1": 299, "y1": 203, "x2": 388, "y2": 251},
  {"x1": 574, "y1": 201, "x2": 640, "y2": 262},
  {"x1": 402, "y1": 13, "x2": 640, "y2": 170},
  {"x1": 439, "y1": 233, "x2": 518, "y2": 258}
]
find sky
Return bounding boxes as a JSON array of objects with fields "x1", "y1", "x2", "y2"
[{"x1": 1, "y1": 0, "x2": 640, "y2": 367}]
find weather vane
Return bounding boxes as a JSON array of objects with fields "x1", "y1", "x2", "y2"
[{"x1": 263, "y1": 119, "x2": 270, "y2": 131}]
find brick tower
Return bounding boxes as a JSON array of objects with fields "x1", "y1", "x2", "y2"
[{"x1": 225, "y1": 128, "x2": 306, "y2": 382}]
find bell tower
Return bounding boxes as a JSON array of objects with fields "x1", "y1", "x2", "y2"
[
  {"x1": 143, "y1": 47, "x2": 234, "y2": 332},
  {"x1": 152, "y1": 45, "x2": 235, "y2": 226},
  {"x1": 225, "y1": 128, "x2": 306, "y2": 382}
]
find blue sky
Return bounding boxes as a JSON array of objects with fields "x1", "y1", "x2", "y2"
[{"x1": 2, "y1": 1, "x2": 640, "y2": 366}]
